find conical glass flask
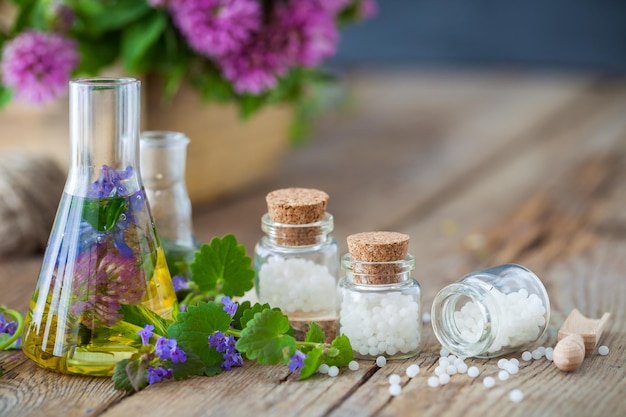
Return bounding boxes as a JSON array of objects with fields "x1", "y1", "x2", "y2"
[
  {"x1": 140, "y1": 131, "x2": 200, "y2": 284},
  {"x1": 22, "y1": 78, "x2": 177, "y2": 376}
]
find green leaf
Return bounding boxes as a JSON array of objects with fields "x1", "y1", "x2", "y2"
[
  {"x1": 167, "y1": 302, "x2": 231, "y2": 376},
  {"x1": 323, "y1": 335, "x2": 353, "y2": 367},
  {"x1": 121, "y1": 11, "x2": 167, "y2": 74},
  {"x1": 238, "y1": 94, "x2": 267, "y2": 119},
  {"x1": 169, "y1": 350, "x2": 205, "y2": 381},
  {"x1": 0, "y1": 86, "x2": 12, "y2": 109},
  {"x1": 239, "y1": 302, "x2": 272, "y2": 330},
  {"x1": 299, "y1": 347, "x2": 323, "y2": 380},
  {"x1": 113, "y1": 359, "x2": 134, "y2": 391},
  {"x1": 74, "y1": 33, "x2": 121, "y2": 75},
  {"x1": 190, "y1": 235, "x2": 255, "y2": 297},
  {"x1": 236, "y1": 308, "x2": 296, "y2": 365},
  {"x1": 304, "y1": 322, "x2": 325, "y2": 344},
  {"x1": 80, "y1": 196, "x2": 128, "y2": 232},
  {"x1": 11, "y1": 0, "x2": 47, "y2": 33},
  {"x1": 71, "y1": 0, "x2": 151, "y2": 36},
  {"x1": 125, "y1": 359, "x2": 148, "y2": 392},
  {"x1": 118, "y1": 304, "x2": 171, "y2": 336}
]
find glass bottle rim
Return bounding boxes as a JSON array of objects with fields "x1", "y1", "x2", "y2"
[
  {"x1": 140, "y1": 131, "x2": 190, "y2": 147},
  {"x1": 261, "y1": 212, "x2": 334, "y2": 235},
  {"x1": 71, "y1": 77, "x2": 139, "y2": 88},
  {"x1": 341, "y1": 253, "x2": 415, "y2": 272}
]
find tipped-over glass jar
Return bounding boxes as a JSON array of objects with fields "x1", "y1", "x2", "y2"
[
  {"x1": 254, "y1": 212, "x2": 339, "y2": 320},
  {"x1": 338, "y1": 254, "x2": 422, "y2": 360},
  {"x1": 431, "y1": 264, "x2": 550, "y2": 358}
]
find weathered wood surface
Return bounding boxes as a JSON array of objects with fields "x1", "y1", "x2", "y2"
[{"x1": 1, "y1": 71, "x2": 625, "y2": 417}]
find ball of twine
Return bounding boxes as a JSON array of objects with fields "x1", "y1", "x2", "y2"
[{"x1": 0, "y1": 152, "x2": 66, "y2": 257}]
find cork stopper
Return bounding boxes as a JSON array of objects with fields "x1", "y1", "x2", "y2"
[
  {"x1": 346, "y1": 231, "x2": 410, "y2": 284},
  {"x1": 265, "y1": 187, "x2": 330, "y2": 246}
]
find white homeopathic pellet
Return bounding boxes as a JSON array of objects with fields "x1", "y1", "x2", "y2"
[
  {"x1": 545, "y1": 347, "x2": 554, "y2": 361},
  {"x1": 318, "y1": 363, "x2": 330, "y2": 374},
  {"x1": 438, "y1": 373, "x2": 451, "y2": 385},
  {"x1": 259, "y1": 257, "x2": 336, "y2": 314},
  {"x1": 427, "y1": 376, "x2": 440, "y2": 388},
  {"x1": 406, "y1": 364, "x2": 420, "y2": 378},
  {"x1": 440, "y1": 347, "x2": 450, "y2": 357},
  {"x1": 327, "y1": 366, "x2": 339, "y2": 377},
  {"x1": 348, "y1": 360, "x2": 359, "y2": 371},
  {"x1": 483, "y1": 376, "x2": 495, "y2": 388},
  {"x1": 509, "y1": 389, "x2": 524, "y2": 403},
  {"x1": 467, "y1": 366, "x2": 480, "y2": 378},
  {"x1": 521, "y1": 351, "x2": 532, "y2": 361},
  {"x1": 498, "y1": 370, "x2": 510, "y2": 381},
  {"x1": 389, "y1": 374, "x2": 401, "y2": 385},
  {"x1": 422, "y1": 312, "x2": 432, "y2": 323},
  {"x1": 389, "y1": 384, "x2": 402, "y2": 396},
  {"x1": 598, "y1": 345, "x2": 610, "y2": 355},
  {"x1": 456, "y1": 362, "x2": 469, "y2": 374},
  {"x1": 376, "y1": 356, "x2": 387, "y2": 367}
]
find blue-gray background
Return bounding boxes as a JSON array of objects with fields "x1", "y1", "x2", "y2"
[{"x1": 332, "y1": 0, "x2": 626, "y2": 72}]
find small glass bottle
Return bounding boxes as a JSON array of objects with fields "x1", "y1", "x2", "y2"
[
  {"x1": 337, "y1": 232, "x2": 422, "y2": 360},
  {"x1": 22, "y1": 78, "x2": 177, "y2": 376},
  {"x1": 140, "y1": 131, "x2": 199, "y2": 283},
  {"x1": 431, "y1": 264, "x2": 550, "y2": 358},
  {"x1": 254, "y1": 188, "x2": 339, "y2": 329}
]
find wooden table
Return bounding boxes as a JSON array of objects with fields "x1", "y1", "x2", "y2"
[{"x1": 1, "y1": 70, "x2": 625, "y2": 417}]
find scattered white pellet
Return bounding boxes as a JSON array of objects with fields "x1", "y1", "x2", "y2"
[
  {"x1": 348, "y1": 360, "x2": 359, "y2": 371},
  {"x1": 531, "y1": 349, "x2": 543, "y2": 360},
  {"x1": 446, "y1": 365, "x2": 458, "y2": 375},
  {"x1": 509, "y1": 389, "x2": 524, "y2": 403},
  {"x1": 497, "y1": 358, "x2": 509, "y2": 369},
  {"x1": 598, "y1": 345, "x2": 610, "y2": 356},
  {"x1": 521, "y1": 351, "x2": 532, "y2": 361},
  {"x1": 440, "y1": 347, "x2": 450, "y2": 357},
  {"x1": 447, "y1": 354, "x2": 458, "y2": 361},
  {"x1": 376, "y1": 356, "x2": 387, "y2": 367},
  {"x1": 434, "y1": 365, "x2": 447, "y2": 376},
  {"x1": 406, "y1": 364, "x2": 420, "y2": 378},
  {"x1": 456, "y1": 362, "x2": 469, "y2": 374},
  {"x1": 438, "y1": 373, "x2": 451, "y2": 385},
  {"x1": 498, "y1": 370, "x2": 510, "y2": 381},
  {"x1": 427, "y1": 376, "x2": 440, "y2": 388},
  {"x1": 505, "y1": 363, "x2": 519, "y2": 375},
  {"x1": 328, "y1": 366, "x2": 339, "y2": 377},
  {"x1": 389, "y1": 384, "x2": 402, "y2": 396},
  {"x1": 438, "y1": 357, "x2": 450, "y2": 367},
  {"x1": 422, "y1": 312, "x2": 432, "y2": 323},
  {"x1": 467, "y1": 366, "x2": 480, "y2": 378},
  {"x1": 545, "y1": 347, "x2": 554, "y2": 361},
  {"x1": 318, "y1": 363, "x2": 329, "y2": 374},
  {"x1": 389, "y1": 374, "x2": 401, "y2": 385},
  {"x1": 483, "y1": 376, "x2": 495, "y2": 388},
  {"x1": 509, "y1": 358, "x2": 520, "y2": 366}
]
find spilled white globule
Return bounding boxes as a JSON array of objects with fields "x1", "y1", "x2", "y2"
[
  {"x1": 258, "y1": 257, "x2": 336, "y2": 314},
  {"x1": 339, "y1": 292, "x2": 420, "y2": 357},
  {"x1": 452, "y1": 288, "x2": 547, "y2": 354}
]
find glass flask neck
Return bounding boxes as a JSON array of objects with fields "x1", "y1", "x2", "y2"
[
  {"x1": 67, "y1": 78, "x2": 141, "y2": 196},
  {"x1": 341, "y1": 253, "x2": 415, "y2": 285},
  {"x1": 261, "y1": 212, "x2": 334, "y2": 247},
  {"x1": 140, "y1": 131, "x2": 196, "y2": 248}
]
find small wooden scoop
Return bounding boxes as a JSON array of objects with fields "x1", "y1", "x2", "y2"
[{"x1": 553, "y1": 308, "x2": 610, "y2": 371}]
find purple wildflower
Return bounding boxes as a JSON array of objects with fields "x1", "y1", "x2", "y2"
[
  {"x1": 288, "y1": 350, "x2": 306, "y2": 373},
  {"x1": 71, "y1": 241, "x2": 146, "y2": 329},
  {"x1": 170, "y1": 346, "x2": 187, "y2": 364},
  {"x1": 50, "y1": 3, "x2": 75, "y2": 32},
  {"x1": 87, "y1": 165, "x2": 134, "y2": 198},
  {"x1": 170, "y1": 0, "x2": 261, "y2": 58},
  {"x1": 317, "y1": 0, "x2": 352, "y2": 13},
  {"x1": 154, "y1": 336, "x2": 178, "y2": 360},
  {"x1": 221, "y1": 296, "x2": 238, "y2": 318},
  {"x1": 147, "y1": 366, "x2": 174, "y2": 385},
  {"x1": 179, "y1": 303, "x2": 187, "y2": 313},
  {"x1": 274, "y1": 1, "x2": 339, "y2": 68},
  {"x1": 218, "y1": 29, "x2": 289, "y2": 95},
  {"x1": 208, "y1": 330, "x2": 243, "y2": 370},
  {"x1": 172, "y1": 275, "x2": 189, "y2": 292},
  {"x1": 137, "y1": 324, "x2": 155, "y2": 346},
  {"x1": 1, "y1": 30, "x2": 79, "y2": 104},
  {"x1": 147, "y1": 0, "x2": 169, "y2": 7},
  {"x1": 222, "y1": 350, "x2": 244, "y2": 370}
]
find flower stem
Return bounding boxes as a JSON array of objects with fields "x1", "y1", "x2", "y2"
[{"x1": 0, "y1": 307, "x2": 24, "y2": 350}]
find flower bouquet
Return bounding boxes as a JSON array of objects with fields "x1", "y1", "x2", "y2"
[{"x1": 0, "y1": 0, "x2": 376, "y2": 121}]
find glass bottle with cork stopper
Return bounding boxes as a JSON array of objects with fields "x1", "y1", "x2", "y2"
[
  {"x1": 254, "y1": 187, "x2": 339, "y2": 338},
  {"x1": 337, "y1": 231, "x2": 422, "y2": 359}
]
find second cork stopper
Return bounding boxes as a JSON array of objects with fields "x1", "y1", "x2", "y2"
[
  {"x1": 265, "y1": 187, "x2": 330, "y2": 246},
  {"x1": 346, "y1": 231, "x2": 411, "y2": 284}
]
